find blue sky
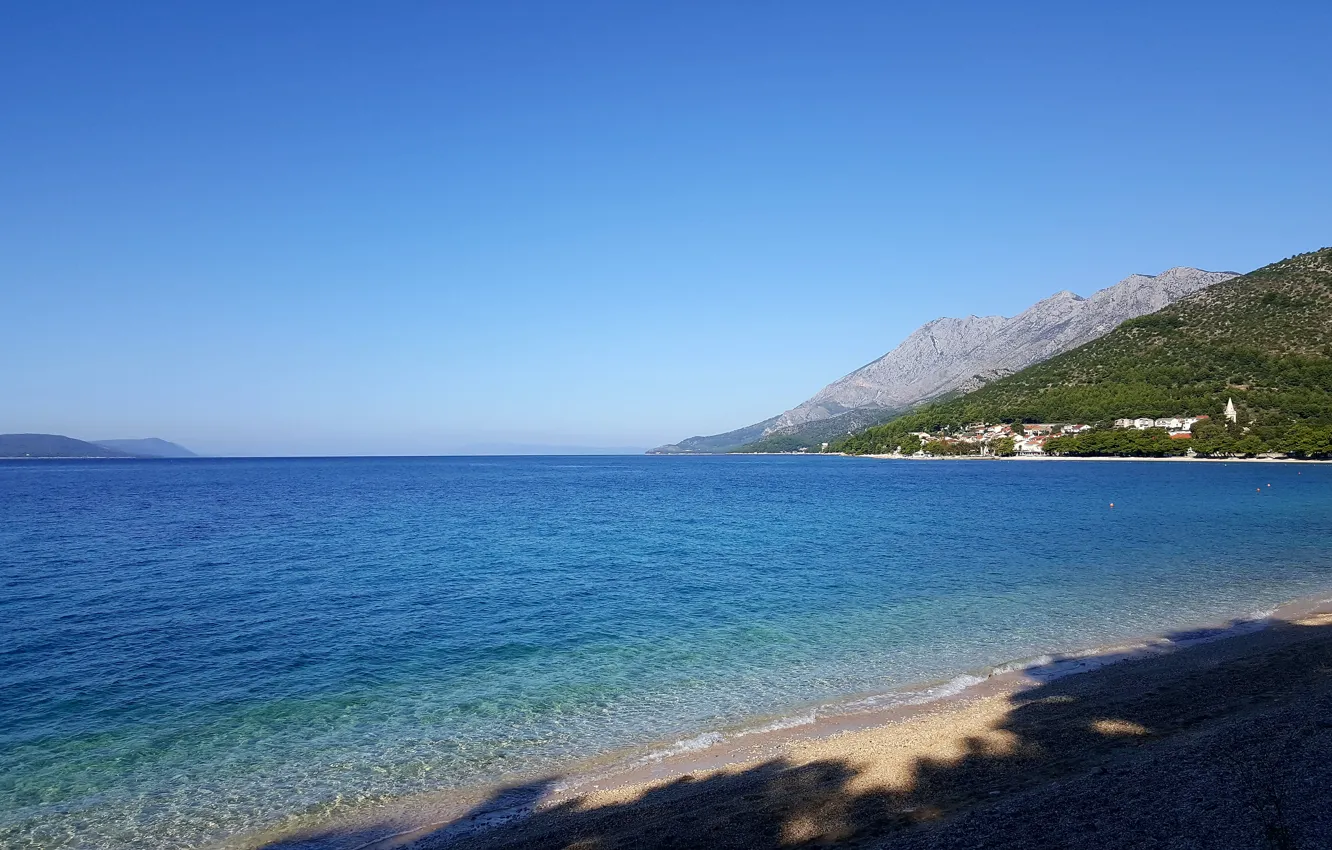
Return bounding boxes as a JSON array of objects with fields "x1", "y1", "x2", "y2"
[{"x1": 3, "y1": 2, "x2": 1330, "y2": 455}]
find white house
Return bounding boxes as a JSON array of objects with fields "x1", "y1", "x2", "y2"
[
  {"x1": 1154, "y1": 417, "x2": 1183, "y2": 429},
  {"x1": 1062, "y1": 424, "x2": 1092, "y2": 434},
  {"x1": 1114, "y1": 418, "x2": 1134, "y2": 429},
  {"x1": 1015, "y1": 436, "x2": 1047, "y2": 454},
  {"x1": 1133, "y1": 417, "x2": 1156, "y2": 430}
]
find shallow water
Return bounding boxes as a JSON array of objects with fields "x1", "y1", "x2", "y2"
[{"x1": 2, "y1": 455, "x2": 1330, "y2": 848}]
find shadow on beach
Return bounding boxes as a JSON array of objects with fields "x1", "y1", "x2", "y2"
[{"x1": 264, "y1": 616, "x2": 1332, "y2": 850}]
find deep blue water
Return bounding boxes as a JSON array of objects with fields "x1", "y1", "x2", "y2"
[{"x1": 3, "y1": 455, "x2": 1331, "y2": 849}]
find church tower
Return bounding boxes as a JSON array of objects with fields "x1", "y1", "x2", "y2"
[{"x1": 1224, "y1": 398, "x2": 1237, "y2": 423}]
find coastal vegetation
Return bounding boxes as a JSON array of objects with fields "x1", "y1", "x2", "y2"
[
  {"x1": 730, "y1": 432, "x2": 826, "y2": 454},
  {"x1": 834, "y1": 248, "x2": 1332, "y2": 458}
]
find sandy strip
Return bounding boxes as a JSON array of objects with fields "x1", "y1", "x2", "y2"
[
  {"x1": 247, "y1": 598, "x2": 1332, "y2": 850},
  {"x1": 399, "y1": 601, "x2": 1332, "y2": 849}
]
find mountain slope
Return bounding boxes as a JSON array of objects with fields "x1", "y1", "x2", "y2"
[
  {"x1": 650, "y1": 416, "x2": 781, "y2": 454},
  {"x1": 95, "y1": 438, "x2": 198, "y2": 458},
  {"x1": 0, "y1": 434, "x2": 138, "y2": 458},
  {"x1": 767, "y1": 314, "x2": 1009, "y2": 430},
  {"x1": 837, "y1": 247, "x2": 1332, "y2": 456},
  {"x1": 653, "y1": 266, "x2": 1236, "y2": 453}
]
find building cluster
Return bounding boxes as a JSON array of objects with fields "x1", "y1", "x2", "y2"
[
  {"x1": 1112, "y1": 415, "x2": 1208, "y2": 438},
  {"x1": 1110, "y1": 399, "x2": 1236, "y2": 432},
  {"x1": 1010, "y1": 423, "x2": 1092, "y2": 454},
  {"x1": 894, "y1": 400, "x2": 1237, "y2": 457},
  {"x1": 906, "y1": 421, "x2": 1093, "y2": 455},
  {"x1": 1111, "y1": 399, "x2": 1238, "y2": 436}
]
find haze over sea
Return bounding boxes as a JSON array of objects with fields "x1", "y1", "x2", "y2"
[{"x1": 3, "y1": 456, "x2": 1331, "y2": 849}]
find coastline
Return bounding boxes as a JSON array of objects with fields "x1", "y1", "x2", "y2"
[
  {"x1": 858, "y1": 453, "x2": 1327, "y2": 463},
  {"x1": 242, "y1": 591, "x2": 1332, "y2": 850},
  {"x1": 716, "y1": 452, "x2": 1326, "y2": 462}
]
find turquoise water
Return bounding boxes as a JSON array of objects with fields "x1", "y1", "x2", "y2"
[{"x1": 2, "y1": 456, "x2": 1331, "y2": 849}]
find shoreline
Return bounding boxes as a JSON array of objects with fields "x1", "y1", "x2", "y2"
[
  {"x1": 242, "y1": 590, "x2": 1332, "y2": 850},
  {"x1": 712, "y1": 452, "x2": 1327, "y2": 462},
  {"x1": 858, "y1": 453, "x2": 1327, "y2": 463}
]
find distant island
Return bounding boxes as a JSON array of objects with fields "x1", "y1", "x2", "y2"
[{"x1": 0, "y1": 434, "x2": 198, "y2": 459}]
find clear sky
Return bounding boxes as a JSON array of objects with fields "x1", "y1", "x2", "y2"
[{"x1": 3, "y1": 2, "x2": 1330, "y2": 455}]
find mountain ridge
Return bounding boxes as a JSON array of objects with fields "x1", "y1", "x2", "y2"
[
  {"x1": 651, "y1": 266, "x2": 1237, "y2": 453},
  {"x1": 835, "y1": 247, "x2": 1332, "y2": 457}
]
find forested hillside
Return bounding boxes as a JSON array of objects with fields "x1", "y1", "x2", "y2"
[{"x1": 836, "y1": 247, "x2": 1332, "y2": 457}]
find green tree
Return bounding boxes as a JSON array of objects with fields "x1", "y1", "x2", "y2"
[{"x1": 896, "y1": 433, "x2": 923, "y2": 455}]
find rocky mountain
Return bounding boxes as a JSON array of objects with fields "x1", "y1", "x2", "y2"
[{"x1": 652, "y1": 266, "x2": 1237, "y2": 453}]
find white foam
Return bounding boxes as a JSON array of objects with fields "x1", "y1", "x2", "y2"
[
  {"x1": 905, "y1": 673, "x2": 988, "y2": 703},
  {"x1": 643, "y1": 731, "x2": 723, "y2": 762},
  {"x1": 839, "y1": 672, "x2": 991, "y2": 713},
  {"x1": 737, "y1": 711, "x2": 817, "y2": 736},
  {"x1": 989, "y1": 655, "x2": 1054, "y2": 677}
]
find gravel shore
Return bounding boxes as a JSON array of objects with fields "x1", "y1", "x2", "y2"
[{"x1": 407, "y1": 609, "x2": 1332, "y2": 850}]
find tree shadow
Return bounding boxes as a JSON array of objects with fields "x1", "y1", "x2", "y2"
[{"x1": 263, "y1": 616, "x2": 1332, "y2": 850}]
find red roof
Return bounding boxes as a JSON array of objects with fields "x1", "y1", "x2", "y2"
[{"x1": 1170, "y1": 432, "x2": 1193, "y2": 439}]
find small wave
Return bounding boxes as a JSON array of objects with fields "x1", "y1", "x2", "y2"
[
  {"x1": 1023, "y1": 652, "x2": 1134, "y2": 683},
  {"x1": 988, "y1": 655, "x2": 1054, "y2": 677},
  {"x1": 737, "y1": 711, "x2": 818, "y2": 736},
  {"x1": 903, "y1": 673, "x2": 988, "y2": 704},
  {"x1": 839, "y1": 672, "x2": 990, "y2": 713},
  {"x1": 643, "y1": 731, "x2": 724, "y2": 762}
]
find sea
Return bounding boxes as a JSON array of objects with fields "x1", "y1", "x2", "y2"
[{"x1": 3, "y1": 455, "x2": 1331, "y2": 849}]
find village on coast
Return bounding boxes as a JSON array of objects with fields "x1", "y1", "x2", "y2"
[{"x1": 874, "y1": 400, "x2": 1239, "y2": 457}]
